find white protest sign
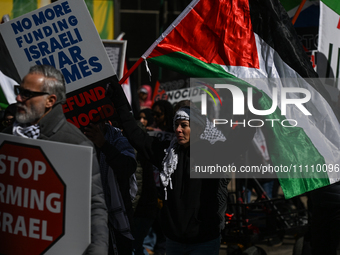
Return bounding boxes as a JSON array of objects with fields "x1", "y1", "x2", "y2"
[
  {"x1": 0, "y1": 133, "x2": 92, "y2": 255},
  {"x1": 0, "y1": 0, "x2": 115, "y2": 93},
  {"x1": 165, "y1": 86, "x2": 203, "y2": 105},
  {"x1": 103, "y1": 39, "x2": 127, "y2": 80},
  {"x1": 318, "y1": 1, "x2": 340, "y2": 89}
]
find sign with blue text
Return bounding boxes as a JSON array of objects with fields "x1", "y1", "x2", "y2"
[
  {"x1": 0, "y1": 0, "x2": 115, "y2": 93},
  {"x1": 0, "y1": 0, "x2": 117, "y2": 129}
]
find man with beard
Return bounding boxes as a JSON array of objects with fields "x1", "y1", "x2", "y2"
[{"x1": 2, "y1": 64, "x2": 109, "y2": 255}]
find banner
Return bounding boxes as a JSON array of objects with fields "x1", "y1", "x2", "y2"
[
  {"x1": 0, "y1": 0, "x2": 114, "y2": 40},
  {"x1": 0, "y1": 133, "x2": 92, "y2": 254},
  {"x1": 318, "y1": 0, "x2": 340, "y2": 89},
  {"x1": 0, "y1": 0, "x2": 117, "y2": 129}
]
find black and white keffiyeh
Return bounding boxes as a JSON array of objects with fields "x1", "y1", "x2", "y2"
[
  {"x1": 200, "y1": 119, "x2": 226, "y2": 144},
  {"x1": 163, "y1": 107, "x2": 229, "y2": 229},
  {"x1": 172, "y1": 108, "x2": 190, "y2": 131},
  {"x1": 163, "y1": 107, "x2": 223, "y2": 200},
  {"x1": 12, "y1": 121, "x2": 40, "y2": 139},
  {"x1": 161, "y1": 137, "x2": 180, "y2": 200},
  {"x1": 172, "y1": 106, "x2": 206, "y2": 131},
  {"x1": 161, "y1": 108, "x2": 192, "y2": 200},
  {"x1": 162, "y1": 107, "x2": 195, "y2": 200}
]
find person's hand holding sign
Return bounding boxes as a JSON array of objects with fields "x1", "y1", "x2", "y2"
[{"x1": 84, "y1": 123, "x2": 106, "y2": 148}]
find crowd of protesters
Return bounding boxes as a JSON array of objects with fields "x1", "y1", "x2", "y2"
[
  {"x1": 0, "y1": 64, "x2": 253, "y2": 255},
  {"x1": 1, "y1": 64, "x2": 340, "y2": 255}
]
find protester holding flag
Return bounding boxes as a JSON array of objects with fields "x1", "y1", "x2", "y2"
[
  {"x1": 2, "y1": 64, "x2": 109, "y2": 254},
  {"x1": 109, "y1": 81, "x2": 256, "y2": 255},
  {"x1": 134, "y1": 0, "x2": 340, "y2": 201},
  {"x1": 116, "y1": 0, "x2": 340, "y2": 252}
]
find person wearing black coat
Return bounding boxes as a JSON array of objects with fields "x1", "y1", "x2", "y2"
[{"x1": 110, "y1": 82, "x2": 256, "y2": 255}]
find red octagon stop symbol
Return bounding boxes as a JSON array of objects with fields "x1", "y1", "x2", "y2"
[{"x1": 0, "y1": 141, "x2": 66, "y2": 255}]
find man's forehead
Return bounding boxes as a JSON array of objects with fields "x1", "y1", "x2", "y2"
[{"x1": 22, "y1": 73, "x2": 45, "y2": 90}]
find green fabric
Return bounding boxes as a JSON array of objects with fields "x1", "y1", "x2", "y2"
[
  {"x1": 84, "y1": 0, "x2": 93, "y2": 17},
  {"x1": 279, "y1": 0, "x2": 300, "y2": 12},
  {"x1": 149, "y1": 52, "x2": 329, "y2": 198},
  {"x1": 12, "y1": 0, "x2": 37, "y2": 18},
  {"x1": 322, "y1": 0, "x2": 340, "y2": 15},
  {"x1": 99, "y1": 1, "x2": 113, "y2": 39},
  {"x1": 0, "y1": 87, "x2": 9, "y2": 109},
  {"x1": 148, "y1": 52, "x2": 236, "y2": 79}
]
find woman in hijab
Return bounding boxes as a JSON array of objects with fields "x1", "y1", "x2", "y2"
[
  {"x1": 111, "y1": 84, "x2": 255, "y2": 255},
  {"x1": 138, "y1": 85, "x2": 153, "y2": 110},
  {"x1": 138, "y1": 108, "x2": 154, "y2": 128}
]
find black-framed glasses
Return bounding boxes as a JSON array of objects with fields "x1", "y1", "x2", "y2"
[{"x1": 14, "y1": 85, "x2": 49, "y2": 100}]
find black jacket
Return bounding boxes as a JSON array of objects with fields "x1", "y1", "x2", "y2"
[{"x1": 111, "y1": 84, "x2": 255, "y2": 244}]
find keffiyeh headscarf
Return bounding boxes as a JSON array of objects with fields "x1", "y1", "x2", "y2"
[
  {"x1": 161, "y1": 107, "x2": 191, "y2": 200},
  {"x1": 172, "y1": 106, "x2": 206, "y2": 131},
  {"x1": 161, "y1": 105, "x2": 228, "y2": 227},
  {"x1": 12, "y1": 121, "x2": 40, "y2": 139},
  {"x1": 161, "y1": 106, "x2": 207, "y2": 199},
  {"x1": 160, "y1": 137, "x2": 180, "y2": 200},
  {"x1": 200, "y1": 119, "x2": 226, "y2": 144},
  {"x1": 161, "y1": 107, "x2": 229, "y2": 232}
]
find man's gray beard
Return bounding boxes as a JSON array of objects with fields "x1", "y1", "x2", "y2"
[{"x1": 16, "y1": 103, "x2": 45, "y2": 124}]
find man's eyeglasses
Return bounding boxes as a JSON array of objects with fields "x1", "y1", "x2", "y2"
[{"x1": 14, "y1": 85, "x2": 49, "y2": 100}]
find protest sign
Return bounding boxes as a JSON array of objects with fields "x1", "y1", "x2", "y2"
[
  {"x1": 103, "y1": 39, "x2": 127, "y2": 80},
  {"x1": 0, "y1": 133, "x2": 92, "y2": 255},
  {"x1": 0, "y1": 0, "x2": 117, "y2": 128},
  {"x1": 164, "y1": 86, "x2": 203, "y2": 106}
]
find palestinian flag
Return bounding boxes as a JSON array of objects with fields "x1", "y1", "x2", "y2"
[
  {"x1": 0, "y1": 71, "x2": 16, "y2": 109},
  {"x1": 318, "y1": 0, "x2": 340, "y2": 88},
  {"x1": 141, "y1": 0, "x2": 340, "y2": 199},
  {"x1": 280, "y1": 0, "x2": 319, "y2": 19}
]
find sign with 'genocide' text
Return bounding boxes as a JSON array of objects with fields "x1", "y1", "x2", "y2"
[{"x1": 0, "y1": 133, "x2": 92, "y2": 255}]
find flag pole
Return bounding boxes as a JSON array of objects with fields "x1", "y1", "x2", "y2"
[
  {"x1": 119, "y1": 57, "x2": 144, "y2": 84},
  {"x1": 291, "y1": 0, "x2": 307, "y2": 25}
]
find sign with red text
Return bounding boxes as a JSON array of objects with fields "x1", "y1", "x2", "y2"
[
  {"x1": 62, "y1": 78, "x2": 116, "y2": 129},
  {"x1": 0, "y1": 0, "x2": 117, "y2": 129},
  {"x1": 0, "y1": 133, "x2": 92, "y2": 255}
]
